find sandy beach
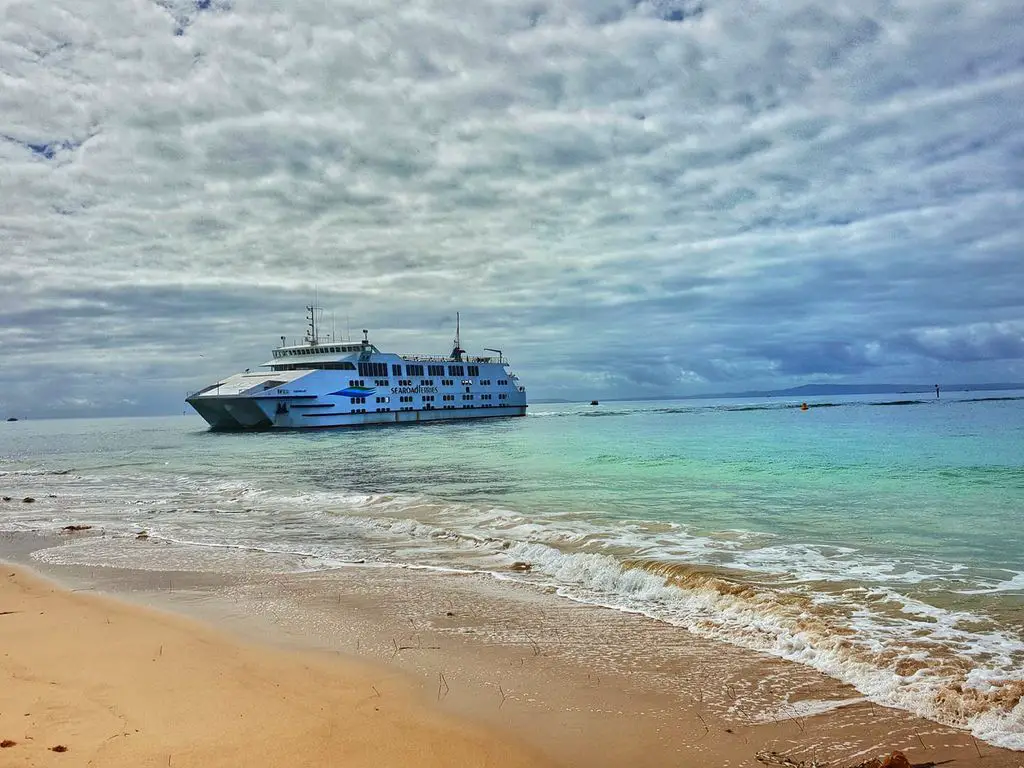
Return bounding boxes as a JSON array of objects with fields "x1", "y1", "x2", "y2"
[
  {"x1": 0, "y1": 564, "x2": 556, "y2": 768},
  {"x1": 2, "y1": 533, "x2": 1021, "y2": 768}
]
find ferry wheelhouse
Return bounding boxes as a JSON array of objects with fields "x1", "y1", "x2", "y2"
[{"x1": 186, "y1": 310, "x2": 527, "y2": 430}]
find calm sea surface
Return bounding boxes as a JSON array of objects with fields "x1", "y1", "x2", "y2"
[{"x1": 2, "y1": 392, "x2": 1022, "y2": 748}]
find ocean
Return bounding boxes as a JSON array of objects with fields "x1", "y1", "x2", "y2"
[{"x1": 1, "y1": 392, "x2": 1022, "y2": 749}]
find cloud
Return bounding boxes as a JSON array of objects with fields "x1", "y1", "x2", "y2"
[{"x1": 0, "y1": 0, "x2": 1022, "y2": 416}]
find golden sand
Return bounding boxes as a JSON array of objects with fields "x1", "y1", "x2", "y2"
[{"x1": 0, "y1": 567, "x2": 556, "y2": 768}]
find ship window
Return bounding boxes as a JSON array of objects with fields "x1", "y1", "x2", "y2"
[
  {"x1": 358, "y1": 362, "x2": 388, "y2": 377},
  {"x1": 448, "y1": 365, "x2": 464, "y2": 376},
  {"x1": 405, "y1": 364, "x2": 424, "y2": 377},
  {"x1": 468, "y1": 365, "x2": 479, "y2": 377},
  {"x1": 392, "y1": 364, "x2": 402, "y2": 376}
]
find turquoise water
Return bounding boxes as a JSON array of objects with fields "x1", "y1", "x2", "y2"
[{"x1": 1, "y1": 392, "x2": 1022, "y2": 747}]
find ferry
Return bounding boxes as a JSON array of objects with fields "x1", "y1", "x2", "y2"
[{"x1": 186, "y1": 309, "x2": 527, "y2": 430}]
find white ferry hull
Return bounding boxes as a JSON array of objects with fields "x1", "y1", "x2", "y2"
[{"x1": 188, "y1": 396, "x2": 526, "y2": 431}]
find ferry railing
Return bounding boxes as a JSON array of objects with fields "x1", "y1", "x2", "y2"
[{"x1": 397, "y1": 354, "x2": 497, "y2": 363}]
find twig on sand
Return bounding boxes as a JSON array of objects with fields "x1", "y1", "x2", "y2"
[
  {"x1": 498, "y1": 685, "x2": 508, "y2": 710},
  {"x1": 731, "y1": 698, "x2": 755, "y2": 726},
  {"x1": 521, "y1": 632, "x2": 541, "y2": 657},
  {"x1": 437, "y1": 672, "x2": 449, "y2": 701},
  {"x1": 391, "y1": 635, "x2": 441, "y2": 658},
  {"x1": 755, "y1": 749, "x2": 829, "y2": 768},
  {"x1": 785, "y1": 706, "x2": 806, "y2": 733},
  {"x1": 970, "y1": 736, "x2": 982, "y2": 758},
  {"x1": 371, "y1": 685, "x2": 380, "y2": 698},
  {"x1": 695, "y1": 712, "x2": 711, "y2": 741}
]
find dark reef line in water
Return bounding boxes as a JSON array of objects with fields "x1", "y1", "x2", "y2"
[{"x1": 559, "y1": 396, "x2": 1023, "y2": 417}]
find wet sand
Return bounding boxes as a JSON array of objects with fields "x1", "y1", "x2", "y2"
[{"x1": 2, "y1": 532, "x2": 1021, "y2": 767}]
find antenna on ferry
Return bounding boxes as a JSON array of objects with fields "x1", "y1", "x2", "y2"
[
  {"x1": 451, "y1": 312, "x2": 465, "y2": 361},
  {"x1": 306, "y1": 303, "x2": 318, "y2": 345}
]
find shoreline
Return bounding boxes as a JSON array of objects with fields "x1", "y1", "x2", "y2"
[{"x1": 2, "y1": 533, "x2": 1021, "y2": 767}]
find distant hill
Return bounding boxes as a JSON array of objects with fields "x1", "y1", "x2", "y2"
[{"x1": 706, "y1": 382, "x2": 1024, "y2": 399}]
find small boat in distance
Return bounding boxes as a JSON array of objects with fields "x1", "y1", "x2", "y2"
[
  {"x1": 590, "y1": 400, "x2": 599, "y2": 406},
  {"x1": 186, "y1": 308, "x2": 527, "y2": 430},
  {"x1": 5, "y1": 417, "x2": 18, "y2": 422}
]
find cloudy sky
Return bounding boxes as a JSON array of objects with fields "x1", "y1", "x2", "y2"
[{"x1": 1, "y1": 0, "x2": 1022, "y2": 417}]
